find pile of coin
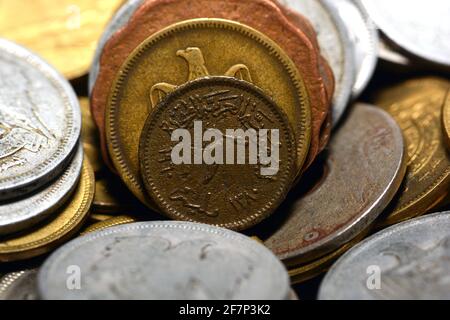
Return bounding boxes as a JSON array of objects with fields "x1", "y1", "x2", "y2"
[{"x1": 0, "y1": 0, "x2": 450, "y2": 300}]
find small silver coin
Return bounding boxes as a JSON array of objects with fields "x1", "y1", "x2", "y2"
[
  {"x1": 279, "y1": 0, "x2": 355, "y2": 127},
  {"x1": 0, "y1": 144, "x2": 83, "y2": 236},
  {"x1": 319, "y1": 212, "x2": 450, "y2": 300},
  {"x1": 88, "y1": 0, "x2": 144, "y2": 94},
  {"x1": 264, "y1": 104, "x2": 406, "y2": 264},
  {"x1": 0, "y1": 39, "x2": 81, "y2": 201},
  {"x1": 361, "y1": 0, "x2": 450, "y2": 68},
  {"x1": 38, "y1": 221, "x2": 290, "y2": 300},
  {"x1": 0, "y1": 269, "x2": 39, "y2": 300},
  {"x1": 332, "y1": 0, "x2": 378, "y2": 97}
]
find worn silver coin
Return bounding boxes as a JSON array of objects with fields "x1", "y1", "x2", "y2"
[
  {"x1": 0, "y1": 269, "x2": 39, "y2": 300},
  {"x1": 0, "y1": 39, "x2": 81, "y2": 201},
  {"x1": 361, "y1": 0, "x2": 450, "y2": 68},
  {"x1": 88, "y1": 0, "x2": 144, "y2": 94},
  {"x1": 333, "y1": 0, "x2": 378, "y2": 97},
  {"x1": 264, "y1": 104, "x2": 406, "y2": 265},
  {"x1": 38, "y1": 221, "x2": 290, "y2": 300},
  {"x1": 319, "y1": 212, "x2": 450, "y2": 300},
  {"x1": 0, "y1": 144, "x2": 83, "y2": 236},
  {"x1": 279, "y1": 0, "x2": 355, "y2": 127}
]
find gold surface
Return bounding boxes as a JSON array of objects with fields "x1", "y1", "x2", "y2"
[
  {"x1": 442, "y1": 89, "x2": 450, "y2": 150},
  {"x1": 0, "y1": 157, "x2": 95, "y2": 262},
  {"x1": 80, "y1": 215, "x2": 137, "y2": 235},
  {"x1": 375, "y1": 78, "x2": 450, "y2": 226},
  {"x1": 80, "y1": 97, "x2": 103, "y2": 173},
  {"x1": 106, "y1": 18, "x2": 311, "y2": 206},
  {"x1": 0, "y1": 0, "x2": 123, "y2": 79}
]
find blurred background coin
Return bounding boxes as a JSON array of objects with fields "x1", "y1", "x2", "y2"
[
  {"x1": 319, "y1": 212, "x2": 450, "y2": 300},
  {"x1": 38, "y1": 221, "x2": 291, "y2": 300},
  {"x1": 0, "y1": 269, "x2": 39, "y2": 300},
  {"x1": 79, "y1": 97, "x2": 103, "y2": 174},
  {"x1": 0, "y1": 0, "x2": 123, "y2": 79},
  {"x1": 0, "y1": 39, "x2": 80, "y2": 201}
]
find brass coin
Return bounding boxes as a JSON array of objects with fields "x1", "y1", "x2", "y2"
[
  {"x1": 0, "y1": 157, "x2": 95, "y2": 262},
  {"x1": 375, "y1": 78, "x2": 450, "y2": 226},
  {"x1": 139, "y1": 77, "x2": 296, "y2": 230},
  {"x1": 442, "y1": 89, "x2": 450, "y2": 150},
  {"x1": 80, "y1": 215, "x2": 138, "y2": 235},
  {"x1": 80, "y1": 97, "x2": 103, "y2": 173},
  {"x1": 93, "y1": 176, "x2": 135, "y2": 214},
  {"x1": 0, "y1": 0, "x2": 123, "y2": 79},
  {"x1": 106, "y1": 18, "x2": 311, "y2": 206}
]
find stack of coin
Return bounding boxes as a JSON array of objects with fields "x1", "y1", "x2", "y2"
[{"x1": 0, "y1": 39, "x2": 93, "y2": 262}]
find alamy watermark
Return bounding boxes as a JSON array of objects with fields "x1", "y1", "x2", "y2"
[{"x1": 170, "y1": 121, "x2": 280, "y2": 176}]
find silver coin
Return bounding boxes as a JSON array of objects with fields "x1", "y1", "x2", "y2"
[
  {"x1": 264, "y1": 104, "x2": 406, "y2": 265},
  {"x1": 279, "y1": 0, "x2": 355, "y2": 127},
  {"x1": 88, "y1": 0, "x2": 144, "y2": 94},
  {"x1": 38, "y1": 221, "x2": 290, "y2": 300},
  {"x1": 0, "y1": 144, "x2": 83, "y2": 236},
  {"x1": 0, "y1": 269, "x2": 39, "y2": 300},
  {"x1": 319, "y1": 212, "x2": 450, "y2": 300},
  {"x1": 361, "y1": 0, "x2": 450, "y2": 68},
  {"x1": 332, "y1": 0, "x2": 378, "y2": 97},
  {"x1": 0, "y1": 39, "x2": 81, "y2": 201},
  {"x1": 378, "y1": 36, "x2": 412, "y2": 68}
]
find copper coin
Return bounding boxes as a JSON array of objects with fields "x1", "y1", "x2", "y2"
[
  {"x1": 91, "y1": 0, "x2": 328, "y2": 172},
  {"x1": 264, "y1": 104, "x2": 406, "y2": 265},
  {"x1": 139, "y1": 77, "x2": 296, "y2": 231}
]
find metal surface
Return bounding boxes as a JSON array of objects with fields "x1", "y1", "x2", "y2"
[
  {"x1": 0, "y1": 39, "x2": 81, "y2": 201},
  {"x1": 38, "y1": 221, "x2": 290, "y2": 300},
  {"x1": 0, "y1": 269, "x2": 39, "y2": 300},
  {"x1": 79, "y1": 97, "x2": 102, "y2": 173},
  {"x1": 264, "y1": 104, "x2": 406, "y2": 264},
  {"x1": 0, "y1": 144, "x2": 83, "y2": 236},
  {"x1": 361, "y1": 0, "x2": 450, "y2": 67},
  {"x1": 319, "y1": 212, "x2": 450, "y2": 300}
]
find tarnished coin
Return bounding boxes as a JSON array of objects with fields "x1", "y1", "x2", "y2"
[
  {"x1": 93, "y1": 0, "x2": 327, "y2": 172},
  {"x1": 0, "y1": 269, "x2": 39, "y2": 300},
  {"x1": 361, "y1": 0, "x2": 450, "y2": 68},
  {"x1": 88, "y1": 0, "x2": 144, "y2": 94},
  {"x1": 0, "y1": 144, "x2": 83, "y2": 236},
  {"x1": 0, "y1": 39, "x2": 81, "y2": 201},
  {"x1": 106, "y1": 18, "x2": 309, "y2": 207},
  {"x1": 319, "y1": 212, "x2": 450, "y2": 300},
  {"x1": 81, "y1": 215, "x2": 138, "y2": 235},
  {"x1": 0, "y1": 0, "x2": 123, "y2": 79},
  {"x1": 38, "y1": 221, "x2": 290, "y2": 300},
  {"x1": 332, "y1": 0, "x2": 378, "y2": 97},
  {"x1": 442, "y1": 89, "x2": 450, "y2": 150},
  {"x1": 277, "y1": 0, "x2": 355, "y2": 126},
  {"x1": 93, "y1": 177, "x2": 135, "y2": 214},
  {"x1": 80, "y1": 97, "x2": 102, "y2": 174},
  {"x1": 0, "y1": 157, "x2": 94, "y2": 262},
  {"x1": 375, "y1": 78, "x2": 450, "y2": 226},
  {"x1": 139, "y1": 77, "x2": 296, "y2": 230},
  {"x1": 264, "y1": 104, "x2": 406, "y2": 264}
]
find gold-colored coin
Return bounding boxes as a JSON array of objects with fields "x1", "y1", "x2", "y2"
[
  {"x1": 93, "y1": 176, "x2": 134, "y2": 214},
  {"x1": 80, "y1": 215, "x2": 138, "y2": 235},
  {"x1": 0, "y1": 157, "x2": 95, "y2": 262},
  {"x1": 442, "y1": 89, "x2": 450, "y2": 150},
  {"x1": 106, "y1": 18, "x2": 311, "y2": 206},
  {"x1": 0, "y1": 0, "x2": 123, "y2": 79},
  {"x1": 80, "y1": 97, "x2": 103, "y2": 173},
  {"x1": 375, "y1": 78, "x2": 450, "y2": 227}
]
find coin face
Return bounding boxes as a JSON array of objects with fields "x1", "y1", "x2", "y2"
[
  {"x1": 92, "y1": 0, "x2": 327, "y2": 172},
  {"x1": 0, "y1": 0, "x2": 123, "y2": 79},
  {"x1": 361, "y1": 0, "x2": 450, "y2": 67},
  {"x1": 80, "y1": 97, "x2": 103, "y2": 173},
  {"x1": 139, "y1": 77, "x2": 296, "y2": 230},
  {"x1": 332, "y1": 0, "x2": 378, "y2": 97},
  {"x1": 88, "y1": 0, "x2": 144, "y2": 94},
  {"x1": 38, "y1": 221, "x2": 290, "y2": 300},
  {"x1": 442, "y1": 90, "x2": 450, "y2": 150},
  {"x1": 106, "y1": 18, "x2": 309, "y2": 207},
  {"x1": 0, "y1": 39, "x2": 81, "y2": 201},
  {"x1": 0, "y1": 144, "x2": 83, "y2": 236},
  {"x1": 319, "y1": 212, "x2": 450, "y2": 300},
  {"x1": 0, "y1": 157, "x2": 94, "y2": 262},
  {"x1": 0, "y1": 269, "x2": 39, "y2": 300},
  {"x1": 375, "y1": 78, "x2": 450, "y2": 226},
  {"x1": 278, "y1": 0, "x2": 355, "y2": 126},
  {"x1": 264, "y1": 104, "x2": 406, "y2": 264}
]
